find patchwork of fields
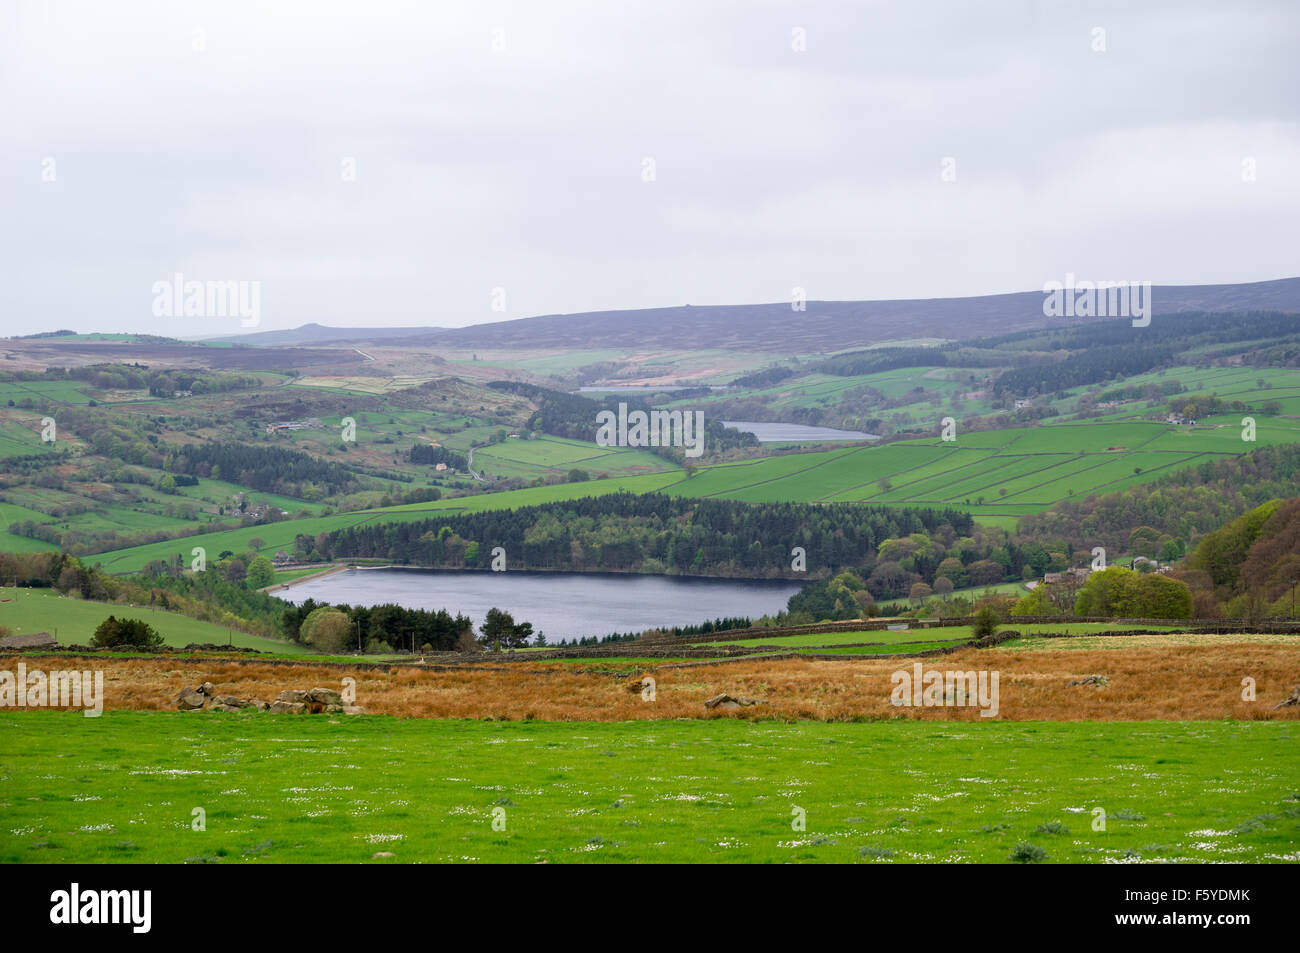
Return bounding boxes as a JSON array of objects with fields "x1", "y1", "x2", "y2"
[
  {"x1": 664, "y1": 415, "x2": 1300, "y2": 520},
  {"x1": 84, "y1": 407, "x2": 1300, "y2": 570},
  {"x1": 672, "y1": 362, "x2": 1300, "y2": 432}
]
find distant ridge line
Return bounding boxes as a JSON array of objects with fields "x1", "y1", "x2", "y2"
[{"x1": 202, "y1": 276, "x2": 1300, "y2": 352}]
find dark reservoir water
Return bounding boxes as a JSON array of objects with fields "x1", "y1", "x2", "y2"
[{"x1": 282, "y1": 569, "x2": 802, "y2": 641}]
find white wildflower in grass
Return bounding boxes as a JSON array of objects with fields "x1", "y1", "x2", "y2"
[
  {"x1": 129, "y1": 768, "x2": 217, "y2": 777},
  {"x1": 361, "y1": 833, "x2": 404, "y2": 844},
  {"x1": 72, "y1": 795, "x2": 101, "y2": 802},
  {"x1": 79, "y1": 823, "x2": 114, "y2": 832}
]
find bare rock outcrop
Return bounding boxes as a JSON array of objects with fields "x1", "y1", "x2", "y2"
[
  {"x1": 704, "y1": 693, "x2": 767, "y2": 712},
  {"x1": 173, "y1": 684, "x2": 361, "y2": 714},
  {"x1": 1273, "y1": 684, "x2": 1300, "y2": 709}
]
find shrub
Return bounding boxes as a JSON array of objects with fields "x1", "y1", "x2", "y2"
[
  {"x1": 299, "y1": 607, "x2": 354, "y2": 654},
  {"x1": 91, "y1": 615, "x2": 163, "y2": 649},
  {"x1": 1009, "y1": 842, "x2": 1047, "y2": 863},
  {"x1": 971, "y1": 605, "x2": 1000, "y2": 640}
]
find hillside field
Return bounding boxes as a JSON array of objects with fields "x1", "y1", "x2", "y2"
[
  {"x1": 90, "y1": 471, "x2": 685, "y2": 573},
  {"x1": 666, "y1": 416, "x2": 1300, "y2": 518},
  {"x1": 0, "y1": 587, "x2": 306, "y2": 653}
]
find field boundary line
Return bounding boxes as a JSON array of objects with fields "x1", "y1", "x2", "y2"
[
  {"x1": 997, "y1": 451, "x2": 1209, "y2": 506},
  {"x1": 816, "y1": 445, "x2": 992, "y2": 503}
]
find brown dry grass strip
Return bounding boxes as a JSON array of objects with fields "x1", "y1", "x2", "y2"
[{"x1": 29, "y1": 644, "x2": 1300, "y2": 722}]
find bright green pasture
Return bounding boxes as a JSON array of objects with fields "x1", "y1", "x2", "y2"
[
  {"x1": 790, "y1": 639, "x2": 971, "y2": 655},
  {"x1": 1, "y1": 713, "x2": 1295, "y2": 863}
]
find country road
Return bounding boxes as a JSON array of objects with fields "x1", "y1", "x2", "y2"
[{"x1": 466, "y1": 446, "x2": 486, "y2": 482}]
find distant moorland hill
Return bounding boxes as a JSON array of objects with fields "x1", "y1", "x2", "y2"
[{"x1": 209, "y1": 276, "x2": 1300, "y2": 352}]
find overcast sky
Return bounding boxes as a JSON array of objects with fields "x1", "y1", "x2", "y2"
[{"x1": 2, "y1": 0, "x2": 1297, "y2": 338}]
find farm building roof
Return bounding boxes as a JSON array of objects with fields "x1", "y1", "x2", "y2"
[{"x1": 0, "y1": 631, "x2": 58, "y2": 649}]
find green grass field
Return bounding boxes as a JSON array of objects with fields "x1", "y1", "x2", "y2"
[
  {"x1": 0, "y1": 587, "x2": 305, "y2": 652},
  {"x1": 703, "y1": 628, "x2": 962, "y2": 648},
  {"x1": 0, "y1": 418, "x2": 65, "y2": 460},
  {"x1": 471, "y1": 435, "x2": 673, "y2": 480},
  {"x1": 1, "y1": 712, "x2": 1295, "y2": 863},
  {"x1": 0, "y1": 380, "x2": 93, "y2": 406},
  {"x1": 698, "y1": 623, "x2": 1180, "y2": 651},
  {"x1": 0, "y1": 503, "x2": 61, "y2": 554},
  {"x1": 787, "y1": 639, "x2": 972, "y2": 655}
]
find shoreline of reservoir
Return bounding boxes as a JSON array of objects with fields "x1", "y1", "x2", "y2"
[{"x1": 276, "y1": 567, "x2": 804, "y2": 641}]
